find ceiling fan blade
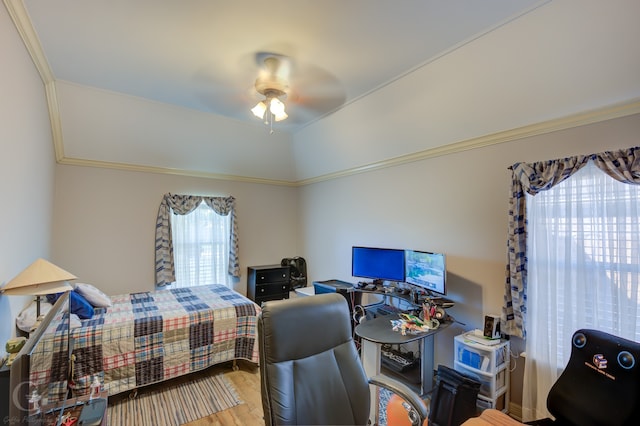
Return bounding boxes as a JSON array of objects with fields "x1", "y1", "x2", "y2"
[
  {"x1": 192, "y1": 63, "x2": 261, "y2": 120},
  {"x1": 285, "y1": 61, "x2": 346, "y2": 120},
  {"x1": 285, "y1": 94, "x2": 346, "y2": 125},
  {"x1": 191, "y1": 49, "x2": 347, "y2": 127}
]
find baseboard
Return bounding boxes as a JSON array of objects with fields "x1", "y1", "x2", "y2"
[{"x1": 508, "y1": 402, "x2": 523, "y2": 422}]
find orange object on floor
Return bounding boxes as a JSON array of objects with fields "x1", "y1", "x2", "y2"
[{"x1": 386, "y1": 394, "x2": 429, "y2": 426}]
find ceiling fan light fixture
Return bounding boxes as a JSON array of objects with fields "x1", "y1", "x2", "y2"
[
  {"x1": 251, "y1": 88, "x2": 288, "y2": 132},
  {"x1": 274, "y1": 111, "x2": 288, "y2": 122},
  {"x1": 251, "y1": 101, "x2": 267, "y2": 119},
  {"x1": 269, "y1": 97, "x2": 285, "y2": 116}
]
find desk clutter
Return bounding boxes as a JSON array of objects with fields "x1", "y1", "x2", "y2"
[
  {"x1": 391, "y1": 312, "x2": 439, "y2": 335},
  {"x1": 380, "y1": 294, "x2": 450, "y2": 335}
]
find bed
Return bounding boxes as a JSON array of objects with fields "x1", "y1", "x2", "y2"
[{"x1": 28, "y1": 284, "x2": 260, "y2": 404}]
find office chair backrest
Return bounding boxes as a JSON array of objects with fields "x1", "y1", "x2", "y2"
[
  {"x1": 547, "y1": 329, "x2": 640, "y2": 425},
  {"x1": 258, "y1": 293, "x2": 370, "y2": 425}
]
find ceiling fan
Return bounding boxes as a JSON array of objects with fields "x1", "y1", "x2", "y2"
[
  {"x1": 247, "y1": 52, "x2": 346, "y2": 132},
  {"x1": 250, "y1": 54, "x2": 292, "y2": 131}
]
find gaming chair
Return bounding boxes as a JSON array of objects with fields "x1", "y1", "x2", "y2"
[{"x1": 533, "y1": 328, "x2": 640, "y2": 425}]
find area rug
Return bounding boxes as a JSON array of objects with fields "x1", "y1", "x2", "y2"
[
  {"x1": 379, "y1": 387, "x2": 392, "y2": 425},
  {"x1": 107, "y1": 370, "x2": 242, "y2": 425},
  {"x1": 378, "y1": 388, "x2": 431, "y2": 426}
]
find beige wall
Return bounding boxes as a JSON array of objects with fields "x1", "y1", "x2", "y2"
[
  {"x1": 297, "y1": 112, "x2": 640, "y2": 409},
  {"x1": 52, "y1": 165, "x2": 299, "y2": 296},
  {"x1": 0, "y1": 3, "x2": 56, "y2": 346}
]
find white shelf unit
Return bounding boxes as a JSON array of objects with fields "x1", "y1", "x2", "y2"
[{"x1": 454, "y1": 333, "x2": 510, "y2": 413}]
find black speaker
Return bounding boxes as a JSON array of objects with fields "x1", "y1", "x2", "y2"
[
  {"x1": 434, "y1": 307, "x2": 446, "y2": 321},
  {"x1": 281, "y1": 257, "x2": 307, "y2": 289},
  {"x1": 483, "y1": 315, "x2": 500, "y2": 339}
]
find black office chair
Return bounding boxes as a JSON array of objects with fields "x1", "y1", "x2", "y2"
[
  {"x1": 258, "y1": 292, "x2": 429, "y2": 426},
  {"x1": 529, "y1": 328, "x2": 640, "y2": 426}
]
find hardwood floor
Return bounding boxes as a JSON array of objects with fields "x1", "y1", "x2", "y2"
[{"x1": 184, "y1": 360, "x2": 265, "y2": 426}]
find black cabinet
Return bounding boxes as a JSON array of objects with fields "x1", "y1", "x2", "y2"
[
  {"x1": 247, "y1": 265, "x2": 291, "y2": 305},
  {"x1": 1, "y1": 365, "x2": 9, "y2": 423}
]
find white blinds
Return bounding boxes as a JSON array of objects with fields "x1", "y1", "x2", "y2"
[{"x1": 170, "y1": 202, "x2": 232, "y2": 288}]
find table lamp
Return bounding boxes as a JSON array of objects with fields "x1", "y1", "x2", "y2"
[{"x1": 1, "y1": 258, "x2": 77, "y2": 317}]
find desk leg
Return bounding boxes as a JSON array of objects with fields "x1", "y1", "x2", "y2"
[
  {"x1": 361, "y1": 339, "x2": 381, "y2": 425},
  {"x1": 420, "y1": 334, "x2": 435, "y2": 395}
]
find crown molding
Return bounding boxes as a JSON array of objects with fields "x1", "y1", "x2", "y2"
[
  {"x1": 5, "y1": 0, "x2": 65, "y2": 161},
  {"x1": 46, "y1": 81, "x2": 66, "y2": 162},
  {"x1": 4, "y1": 0, "x2": 53, "y2": 82},
  {"x1": 297, "y1": 99, "x2": 640, "y2": 186},
  {"x1": 58, "y1": 157, "x2": 298, "y2": 187}
]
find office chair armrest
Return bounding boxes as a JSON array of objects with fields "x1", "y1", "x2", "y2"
[{"x1": 369, "y1": 374, "x2": 429, "y2": 422}]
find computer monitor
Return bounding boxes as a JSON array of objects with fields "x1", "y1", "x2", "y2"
[
  {"x1": 405, "y1": 250, "x2": 446, "y2": 296},
  {"x1": 352, "y1": 246, "x2": 405, "y2": 283}
]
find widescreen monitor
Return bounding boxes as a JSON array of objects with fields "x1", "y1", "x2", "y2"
[
  {"x1": 351, "y1": 246, "x2": 405, "y2": 282},
  {"x1": 405, "y1": 250, "x2": 446, "y2": 295}
]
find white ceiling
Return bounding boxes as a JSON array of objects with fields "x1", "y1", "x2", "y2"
[
  {"x1": 21, "y1": 0, "x2": 542, "y2": 130},
  {"x1": 8, "y1": 0, "x2": 640, "y2": 183}
]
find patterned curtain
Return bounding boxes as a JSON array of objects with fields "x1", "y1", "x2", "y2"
[
  {"x1": 155, "y1": 193, "x2": 239, "y2": 287},
  {"x1": 503, "y1": 146, "x2": 640, "y2": 337}
]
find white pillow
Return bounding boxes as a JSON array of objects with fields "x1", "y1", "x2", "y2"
[
  {"x1": 16, "y1": 299, "x2": 53, "y2": 333},
  {"x1": 74, "y1": 283, "x2": 112, "y2": 308},
  {"x1": 69, "y1": 313, "x2": 82, "y2": 329}
]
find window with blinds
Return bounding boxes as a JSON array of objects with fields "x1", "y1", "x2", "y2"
[
  {"x1": 527, "y1": 161, "x2": 640, "y2": 366},
  {"x1": 170, "y1": 201, "x2": 232, "y2": 288}
]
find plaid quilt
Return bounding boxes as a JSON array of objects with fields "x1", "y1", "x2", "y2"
[{"x1": 29, "y1": 284, "x2": 260, "y2": 404}]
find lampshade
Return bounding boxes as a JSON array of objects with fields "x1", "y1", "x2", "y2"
[
  {"x1": 251, "y1": 88, "x2": 288, "y2": 131},
  {"x1": 269, "y1": 98, "x2": 285, "y2": 115},
  {"x1": 251, "y1": 101, "x2": 267, "y2": 119},
  {"x1": 269, "y1": 98, "x2": 288, "y2": 121},
  {"x1": 274, "y1": 111, "x2": 288, "y2": 122},
  {"x1": 1, "y1": 258, "x2": 76, "y2": 296}
]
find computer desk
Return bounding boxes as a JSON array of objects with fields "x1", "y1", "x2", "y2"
[{"x1": 355, "y1": 315, "x2": 450, "y2": 424}]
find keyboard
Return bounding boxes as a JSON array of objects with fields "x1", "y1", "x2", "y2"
[
  {"x1": 375, "y1": 303, "x2": 402, "y2": 316},
  {"x1": 381, "y1": 349, "x2": 419, "y2": 373}
]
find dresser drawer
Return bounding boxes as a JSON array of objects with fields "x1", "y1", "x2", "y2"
[
  {"x1": 256, "y1": 282, "x2": 291, "y2": 297},
  {"x1": 255, "y1": 267, "x2": 290, "y2": 283},
  {"x1": 256, "y1": 291, "x2": 290, "y2": 305}
]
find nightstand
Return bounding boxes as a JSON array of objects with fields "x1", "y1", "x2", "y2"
[{"x1": 0, "y1": 363, "x2": 10, "y2": 423}]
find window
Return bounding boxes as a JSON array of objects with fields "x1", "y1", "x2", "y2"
[
  {"x1": 170, "y1": 201, "x2": 232, "y2": 288},
  {"x1": 523, "y1": 160, "x2": 640, "y2": 419}
]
